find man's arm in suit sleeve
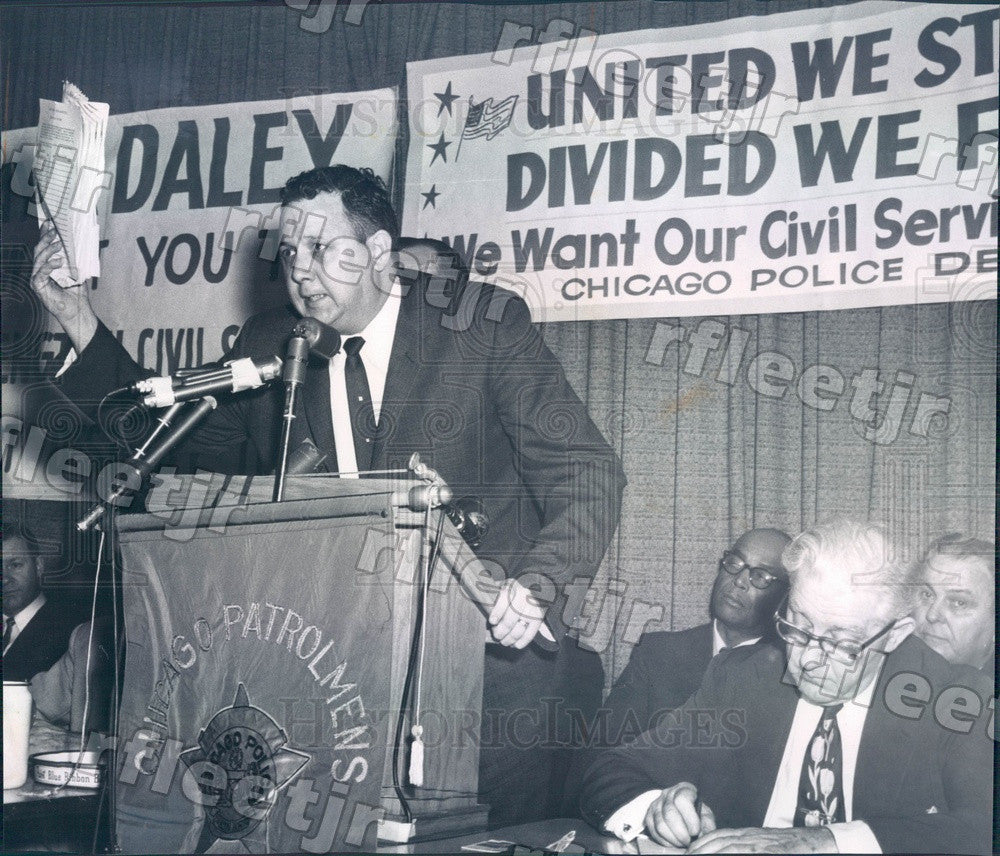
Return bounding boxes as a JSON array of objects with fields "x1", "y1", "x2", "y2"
[
  {"x1": 603, "y1": 635, "x2": 656, "y2": 744},
  {"x1": 579, "y1": 647, "x2": 740, "y2": 831},
  {"x1": 563, "y1": 633, "x2": 657, "y2": 802},
  {"x1": 57, "y1": 322, "x2": 148, "y2": 418},
  {"x1": 484, "y1": 291, "x2": 627, "y2": 634}
]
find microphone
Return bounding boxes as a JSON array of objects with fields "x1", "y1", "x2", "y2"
[
  {"x1": 392, "y1": 453, "x2": 453, "y2": 510},
  {"x1": 293, "y1": 317, "x2": 341, "y2": 360},
  {"x1": 132, "y1": 356, "x2": 282, "y2": 408},
  {"x1": 393, "y1": 482, "x2": 454, "y2": 512},
  {"x1": 286, "y1": 438, "x2": 328, "y2": 475},
  {"x1": 445, "y1": 497, "x2": 490, "y2": 549},
  {"x1": 273, "y1": 320, "x2": 338, "y2": 501},
  {"x1": 78, "y1": 396, "x2": 218, "y2": 531}
]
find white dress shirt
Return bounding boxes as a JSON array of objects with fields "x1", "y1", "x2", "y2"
[
  {"x1": 328, "y1": 289, "x2": 401, "y2": 477},
  {"x1": 3, "y1": 592, "x2": 46, "y2": 653},
  {"x1": 604, "y1": 664, "x2": 884, "y2": 853},
  {"x1": 711, "y1": 620, "x2": 762, "y2": 656},
  {"x1": 761, "y1": 676, "x2": 882, "y2": 852},
  {"x1": 59, "y1": 289, "x2": 406, "y2": 477}
]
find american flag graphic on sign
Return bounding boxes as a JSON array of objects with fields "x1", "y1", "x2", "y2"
[{"x1": 461, "y1": 95, "x2": 517, "y2": 141}]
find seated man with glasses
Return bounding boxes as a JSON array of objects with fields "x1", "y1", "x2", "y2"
[
  {"x1": 580, "y1": 520, "x2": 993, "y2": 855},
  {"x1": 558, "y1": 529, "x2": 789, "y2": 815},
  {"x1": 600, "y1": 528, "x2": 791, "y2": 740}
]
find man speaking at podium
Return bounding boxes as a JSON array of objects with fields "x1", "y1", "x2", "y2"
[{"x1": 32, "y1": 164, "x2": 626, "y2": 825}]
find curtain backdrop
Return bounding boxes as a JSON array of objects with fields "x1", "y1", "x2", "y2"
[
  {"x1": 545, "y1": 303, "x2": 995, "y2": 678},
  {"x1": 2, "y1": 0, "x2": 994, "y2": 682}
]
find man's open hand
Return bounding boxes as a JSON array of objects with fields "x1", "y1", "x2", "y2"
[
  {"x1": 488, "y1": 578, "x2": 546, "y2": 648},
  {"x1": 685, "y1": 826, "x2": 837, "y2": 853}
]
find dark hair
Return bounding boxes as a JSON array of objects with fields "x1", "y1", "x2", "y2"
[
  {"x1": 397, "y1": 236, "x2": 469, "y2": 275},
  {"x1": 280, "y1": 165, "x2": 400, "y2": 245},
  {"x1": 7, "y1": 521, "x2": 42, "y2": 557},
  {"x1": 922, "y1": 533, "x2": 995, "y2": 572}
]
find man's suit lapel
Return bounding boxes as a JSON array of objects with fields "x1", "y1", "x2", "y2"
[
  {"x1": 295, "y1": 286, "x2": 424, "y2": 475},
  {"x1": 853, "y1": 641, "x2": 922, "y2": 814},
  {"x1": 9, "y1": 601, "x2": 49, "y2": 653},
  {"x1": 748, "y1": 690, "x2": 798, "y2": 824},
  {"x1": 300, "y1": 360, "x2": 337, "y2": 472},
  {"x1": 370, "y1": 287, "x2": 422, "y2": 471},
  {"x1": 739, "y1": 652, "x2": 799, "y2": 826}
]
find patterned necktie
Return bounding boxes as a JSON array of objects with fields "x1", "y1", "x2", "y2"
[
  {"x1": 343, "y1": 336, "x2": 375, "y2": 472},
  {"x1": 794, "y1": 703, "x2": 846, "y2": 827},
  {"x1": 2, "y1": 615, "x2": 14, "y2": 651}
]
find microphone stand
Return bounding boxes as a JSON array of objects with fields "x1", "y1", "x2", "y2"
[
  {"x1": 273, "y1": 334, "x2": 309, "y2": 502},
  {"x1": 71, "y1": 395, "x2": 216, "y2": 851},
  {"x1": 102, "y1": 500, "x2": 122, "y2": 854},
  {"x1": 77, "y1": 397, "x2": 219, "y2": 532}
]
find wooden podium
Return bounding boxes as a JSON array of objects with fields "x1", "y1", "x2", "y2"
[{"x1": 112, "y1": 474, "x2": 490, "y2": 854}]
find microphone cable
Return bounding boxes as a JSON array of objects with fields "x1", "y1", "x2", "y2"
[
  {"x1": 95, "y1": 386, "x2": 146, "y2": 454},
  {"x1": 390, "y1": 507, "x2": 446, "y2": 825}
]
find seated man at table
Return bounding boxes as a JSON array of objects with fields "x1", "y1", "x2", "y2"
[
  {"x1": 912, "y1": 534, "x2": 994, "y2": 674},
  {"x1": 30, "y1": 615, "x2": 116, "y2": 734},
  {"x1": 580, "y1": 519, "x2": 993, "y2": 855},
  {"x1": 3, "y1": 529, "x2": 84, "y2": 681},
  {"x1": 603, "y1": 527, "x2": 790, "y2": 739},
  {"x1": 559, "y1": 528, "x2": 789, "y2": 817}
]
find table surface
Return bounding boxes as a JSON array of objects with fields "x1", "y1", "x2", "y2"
[
  {"x1": 3, "y1": 778, "x2": 97, "y2": 805},
  {"x1": 2, "y1": 717, "x2": 108, "y2": 853},
  {"x1": 379, "y1": 818, "x2": 682, "y2": 854},
  {"x1": 3, "y1": 716, "x2": 101, "y2": 805}
]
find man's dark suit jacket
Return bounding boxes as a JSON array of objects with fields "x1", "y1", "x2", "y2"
[
  {"x1": 63, "y1": 279, "x2": 624, "y2": 825},
  {"x1": 603, "y1": 623, "x2": 715, "y2": 741},
  {"x1": 580, "y1": 636, "x2": 993, "y2": 855},
  {"x1": 3, "y1": 597, "x2": 84, "y2": 681},
  {"x1": 61, "y1": 280, "x2": 626, "y2": 639},
  {"x1": 561, "y1": 624, "x2": 716, "y2": 816}
]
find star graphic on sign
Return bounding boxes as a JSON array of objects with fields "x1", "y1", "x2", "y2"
[
  {"x1": 421, "y1": 185, "x2": 440, "y2": 209},
  {"x1": 434, "y1": 81, "x2": 459, "y2": 116},
  {"x1": 427, "y1": 133, "x2": 451, "y2": 165}
]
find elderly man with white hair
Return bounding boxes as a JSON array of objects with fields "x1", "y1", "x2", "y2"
[{"x1": 580, "y1": 520, "x2": 993, "y2": 855}]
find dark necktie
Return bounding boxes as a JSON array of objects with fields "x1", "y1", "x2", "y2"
[
  {"x1": 343, "y1": 336, "x2": 375, "y2": 473},
  {"x1": 795, "y1": 703, "x2": 846, "y2": 827},
  {"x1": 2, "y1": 615, "x2": 14, "y2": 650}
]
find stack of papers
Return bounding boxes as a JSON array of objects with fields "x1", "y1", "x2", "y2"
[{"x1": 35, "y1": 81, "x2": 109, "y2": 287}]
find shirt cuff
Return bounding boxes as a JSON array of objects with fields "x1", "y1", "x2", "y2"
[
  {"x1": 827, "y1": 820, "x2": 882, "y2": 854},
  {"x1": 604, "y1": 789, "x2": 661, "y2": 842}
]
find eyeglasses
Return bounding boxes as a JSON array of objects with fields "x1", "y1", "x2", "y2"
[
  {"x1": 774, "y1": 597, "x2": 897, "y2": 664},
  {"x1": 718, "y1": 551, "x2": 781, "y2": 590}
]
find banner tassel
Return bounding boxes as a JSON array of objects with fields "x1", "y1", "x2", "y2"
[{"x1": 409, "y1": 725, "x2": 424, "y2": 787}]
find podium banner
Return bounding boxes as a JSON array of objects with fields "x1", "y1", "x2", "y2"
[{"x1": 115, "y1": 513, "x2": 397, "y2": 854}]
